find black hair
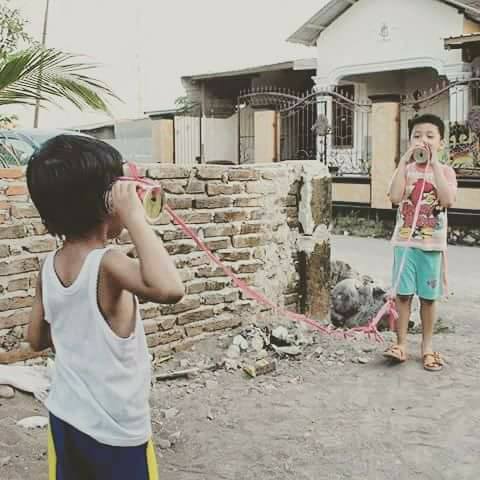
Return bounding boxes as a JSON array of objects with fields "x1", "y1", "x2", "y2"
[
  {"x1": 26, "y1": 134, "x2": 124, "y2": 238},
  {"x1": 408, "y1": 114, "x2": 445, "y2": 140}
]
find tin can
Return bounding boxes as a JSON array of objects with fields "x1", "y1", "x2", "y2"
[
  {"x1": 412, "y1": 144, "x2": 431, "y2": 164},
  {"x1": 105, "y1": 180, "x2": 165, "y2": 224}
]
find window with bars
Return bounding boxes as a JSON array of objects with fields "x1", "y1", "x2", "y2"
[{"x1": 333, "y1": 85, "x2": 355, "y2": 148}]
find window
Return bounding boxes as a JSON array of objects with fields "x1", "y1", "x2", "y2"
[{"x1": 333, "y1": 85, "x2": 355, "y2": 148}]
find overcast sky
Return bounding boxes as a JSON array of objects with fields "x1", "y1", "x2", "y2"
[{"x1": 5, "y1": 0, "x2": 326, "y2": 129}]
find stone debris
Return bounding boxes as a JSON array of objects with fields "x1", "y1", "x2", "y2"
[
  {"x1": 153, "y1": 355, "x2": 174, "y2": 367},
  {"x1": 331, "y1": 277, "x2": 389, "y2": 329},
  {"x1": 206, "y1": 407, "x2": 215, "y2": 420},
  {"x1": 156, "y1": 368, "x2": 200, "y2": 382},
  {"x1": 157, "y1": 438, "x2": 171, "y2": 450},
  {"x1": 251, "y1": 334, "x2": 265, "y2": 352},
  {"x1": 232, "y1": 335, "x2": 249, "y2": 351},
  {"x1": 17, "y1": 416, "x2": 48, "y2": 429},
  {"x1": 224, "y1": 358, "x2": 239, "y2": 370},
  {"x1": 226, "y1": 344, "x2": 241, "y2": 359},
  {"x1": 255, "y1": 349, "x2": 268, "y2": 360},
  {"x1": 331, "y1": 260, "x2": 391, "y2": 330},
  {"x1": 272, "y1": 345, "x2": 302, "y2": 357},
  {"x1": 357, "y1": 357, "x2": 370, "y2": 365},
  {"x1": 243, "y1": 359, "x2": 277, "y2": 378},
  {"x1": 0, "y1": 385, "x2": 15, "y2": 399},
  {"x1": 160, "y1": 408, "x2": 179, "y2": 420},
  {"x1": 271, "y1": 326, "x2": 291, "y2": 346},
  {"x1": 179, "y1": 359, "x2": 190, "y2": 369},
  {"x1": 168, "y1": 431, "x2": 181, "y2": 446},
  {"x1": 221, "y1": 323, "x2": 301, "y2": 377},
  {"x1": 216, "y1": 314, "x2": 384, "y2": 380}
]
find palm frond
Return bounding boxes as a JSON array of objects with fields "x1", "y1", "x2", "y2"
[{"x1": 0, "y1": 47, "x2": 121, "y2": 113}]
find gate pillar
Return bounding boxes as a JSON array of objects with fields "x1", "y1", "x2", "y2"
[{"x1": 369, "y1": 94, "x2": 401, "y2": 210}]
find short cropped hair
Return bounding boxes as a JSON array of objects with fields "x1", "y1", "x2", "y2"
[
  {"x1": 408, "y1": 114, "x2": 445, "y2": 140},
  {"x1": 26, "y1": 134, "x2": 123, "y2": 238}
]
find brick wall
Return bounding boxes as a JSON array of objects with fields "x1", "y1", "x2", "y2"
[{"x1": 0, "y1": 162, "x2": 330, "y2": 358}]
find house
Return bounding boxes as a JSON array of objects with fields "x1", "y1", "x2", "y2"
[
  {"x1": 147, "y1": 61, "x2": 316, "y2": 165},
  {"x1": 144, "y1": 0, "x2": 480, "y2": 219},
  {"x1": 445, "y1": 30, "x2": 480, "y2": 63},
  {"x1": 287, "y1": 0, "x2": 480, "y2": 212}
]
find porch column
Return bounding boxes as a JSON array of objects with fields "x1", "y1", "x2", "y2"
[
  {"x1": 313, "y1": 78, "x2": 333, "y2": 164},
  {"x1": 445, "y1": 67, "x2": 472, "y2": 124},
  {"x1": 369, "y1": 95, "x2": 401, "y2": 210}
]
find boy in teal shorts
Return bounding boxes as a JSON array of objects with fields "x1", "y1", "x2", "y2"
[{"x1": 384, "y1": 114, "x2": 457, "y2": 371}]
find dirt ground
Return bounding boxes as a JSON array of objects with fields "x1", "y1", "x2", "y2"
[{"x1": 1, "y1": 236, "x2": 479, "y2": 480}]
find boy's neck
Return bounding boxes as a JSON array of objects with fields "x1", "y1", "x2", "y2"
[{"x1": 63, "y1": 226, "x2": 109, "y2": 251}]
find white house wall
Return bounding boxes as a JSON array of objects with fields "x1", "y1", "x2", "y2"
[
  {"x1": 203, "y1": 114, "x2": 238, "y2": 163},
  {"x1": 316, "y1": 0, "x2": 464, "y2": 84},
  {"x1": 174, "y1": 116, "x2": 200, "y2": 165},
  {"x1": 174, "y1": 114, "x2": 239, "y2": 165}
]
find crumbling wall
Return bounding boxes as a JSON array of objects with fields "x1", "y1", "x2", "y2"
[{"x1": 0, "y1": 162, "x2": 330, "y2": 358}]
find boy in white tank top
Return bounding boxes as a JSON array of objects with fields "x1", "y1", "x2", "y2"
[{"x1": 26, "y1": 135, "x2": 184, "y2": 479}]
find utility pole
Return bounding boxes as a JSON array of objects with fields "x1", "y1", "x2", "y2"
[
  {"x1": 134, "y1": 3, "x2": 143, "y2": 117},
  {"x1": 33, "y1": 0, "x2": 50, "y2": 128}
]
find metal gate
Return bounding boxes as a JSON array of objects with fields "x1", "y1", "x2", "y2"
[
  {"x1": 278, "y1": 90, "x2": 318, "y2": 161},
  {"x1": 236, "y1": 86, "x2": 372, "y2": 173},
  {"x1": 278, "y1": 87, "x2": 372, "y2": 175},
  {"x1": 236, "y1": 101, "x2": 255, "y2": 164},
  {"x1": 237, "y1": 88, "x2": 317, "y2": 164}
]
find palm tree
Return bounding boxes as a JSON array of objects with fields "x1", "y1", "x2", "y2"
[
  {"x1": 0, "y1": 47, "x2": 119, "y2": 112},
  {"x1": 0, "y1": 47, "x2": 119, "y2": 167}
]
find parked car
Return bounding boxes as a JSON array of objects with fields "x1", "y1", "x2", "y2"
[{"x1": 0, "y1": 129, "x2": 91, "y2": 167}]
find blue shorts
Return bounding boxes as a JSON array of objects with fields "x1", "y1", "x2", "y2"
[
  {"x1": 392, "y1": 247, "x2": 442, "y2": 300},
  {"x1": 48, "y1": 413, "x2": 158, "y2": 480}
]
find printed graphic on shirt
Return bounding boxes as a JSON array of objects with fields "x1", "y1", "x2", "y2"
[{"x1": 397, "y1": 178, "x2": 445, "y2": 241}]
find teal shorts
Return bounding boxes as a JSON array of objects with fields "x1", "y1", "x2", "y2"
[{"x1": 392, "y1": 247, "x2": 442, "y2": 300}]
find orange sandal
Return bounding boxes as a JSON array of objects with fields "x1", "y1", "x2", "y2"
[
  {"x1": 383, "y1": 345, "x2": 407, "y2": 363},
  {"x1": 423, "y1": 352, "x2": 444, "y2": 372}
]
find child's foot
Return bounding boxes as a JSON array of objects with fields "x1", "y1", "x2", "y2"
[
  {"x1": 423, "y1": 352, "x2": 443, "y2": 372},
  {"x1": 383, "y1": 344, "x2": 407, "y2": 363}
]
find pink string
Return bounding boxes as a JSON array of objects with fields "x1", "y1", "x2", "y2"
[{"x1": 119, "y1": 158, "x2": 431, "y2": 343}]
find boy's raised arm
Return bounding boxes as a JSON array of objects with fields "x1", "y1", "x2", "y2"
[{"x1": 103, "y1": 181, "x2": 184, "y2": 304}]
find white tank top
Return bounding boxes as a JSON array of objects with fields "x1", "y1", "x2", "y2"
[{"x1": 42, "y1": 246, "x2": 152, "y2": 447}]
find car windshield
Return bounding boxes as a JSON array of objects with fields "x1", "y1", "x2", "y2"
[{"x1": 0, "y1": 133, "x2": 35, "y2": 166}]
